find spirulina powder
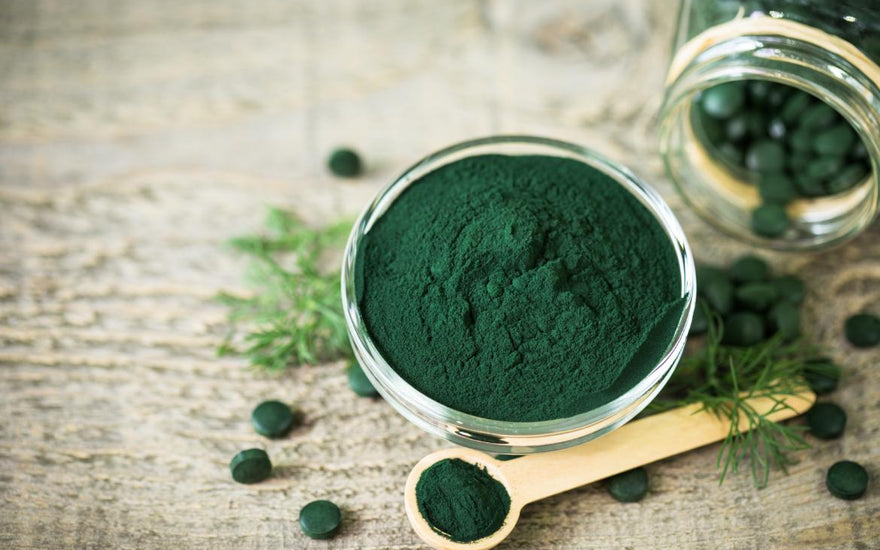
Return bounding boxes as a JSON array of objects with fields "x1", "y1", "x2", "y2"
[
  {"x1": 358, "y1": 154, "x2": 684, "y2": 421},
  {"x1": 416, "y1": 458, "x2": 510, "y2": 542}
]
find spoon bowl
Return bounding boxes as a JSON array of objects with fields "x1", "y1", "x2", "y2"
[{"x1": 404, "y1": 449, "x2": 520, "y2": 550}]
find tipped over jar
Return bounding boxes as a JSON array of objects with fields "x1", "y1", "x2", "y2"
[{"x1": 659, "y1": 0, "x2": 880, "y2": 250}]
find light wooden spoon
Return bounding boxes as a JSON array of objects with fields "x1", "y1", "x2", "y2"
[{"x1": 404, "y1": 390, "x2": 815, "y2": 550}]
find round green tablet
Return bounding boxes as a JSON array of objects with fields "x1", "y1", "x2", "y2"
[
  {"x1": 804, "y1": 358, "x2": 841, "y2": 395},
  {"x1": 607, "y1": 467, "x2": 649, "y2": 503},
  {"x1": 787, "y1": 128, "x2": 813, "y2": 152},
  {"x1": 717, "y1": 142, "x2": 745, "y2": 167},
  {"x1": 794, "y1": 173, "x2": 826, "y2": 198},
  {"x1": 766, "y1": 84, "x2": 791, "y2": 107},
  {"x1": 735, "y1": 282, "x2": 779, "y2": 312},
  {"x1": 729, "y1": 256, "x2": 770, "y2": 283},
  {"x1": 767, "y1": 301, "x2": 800, "y2": 341},
  {"x1": 844, "y1": 313, "x2": 880, "y2": 348},
  {"x1": 826, "y1": 164, "x2": 868, "y2": 194},
  {"x1": 806, "y1": 402, "x2": 847, "y2": 440},
  {"x1": 745, "y1": 140, "x2": 787, "y2": 173},
  {"x1": 804, "y1": 156, "x2": 844, "y2": 181},
  {"x1": 251, "y1": 400, "x2": 295, "y2": 439},
  {"x1": 781, "y1": 92, "x2": 811, "y2": 123},
  {"x1": 746, "y1": 111, "x2": 768, "y2": 139},
  {"x1": 725, "y1": 114, "x2": 748, "y2": 142},
  {"x1": 723, "y1": 312, "x2": 765, "y2": 347},
  {"x1": 799, "y1": 103, "x2": 838, "y2": 130},
  {"x1": 702, "y1": 276, "x2": 734, "y2": 315},
  {"x1": 689, "y1": 302, "x2": 709, "y2": 335},
  {"x1": 814, "y1": 123, "x2": 857, "y2": 156},
  {"x1": 771, "y1": 275, "x2": 805, "y2": 305},
  {"x1": 748, "y1": 80, "x2": 771, "y2": 102},
  {"x1": 230, "y1": 448, "x2": 272, "y2": 484},
  {"x1": 751, "y1": 204, "x2": 789, "y2": 238},
  {"x1": 348, "y1": 362, "x2": 379, "y2": 397},
  {"x1": 327, "y1": 148, "x2": 363, "y2": 178},
  {"x1": 696, "y1": 265, "x2": 727, "y2": 287},
  {"x1": 826, "y1": 461, "x2": 869, "y2": 500},
  {"x1": 700, "y1": 83, "x2": 745, "y2": 119},
  {"x1": 299, "y1": 500, "x2": 342, "y2": 539},
  {"x1": 758, "y1": 174, "x2": 796, "y2": 205}
]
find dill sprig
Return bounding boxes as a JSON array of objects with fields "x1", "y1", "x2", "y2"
[
  {"x1": 217, "y1": 208, "x2": 353, "y2": 370},
  {"x1": 649, "y1": 302, "x2": 835, "y2": 488}
]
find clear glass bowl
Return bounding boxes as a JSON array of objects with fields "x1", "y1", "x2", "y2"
[{"x1": 341, "y1": 136, "x2": 696, "y2": 454}]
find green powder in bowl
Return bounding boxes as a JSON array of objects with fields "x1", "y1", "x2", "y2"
[{"x1": 343, "y1": 137, "x2": 694, "y2": 449}]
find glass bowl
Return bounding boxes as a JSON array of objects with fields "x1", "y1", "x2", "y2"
[{"x1": 341, "y1": 136, "x2": 696, "y2": 454}]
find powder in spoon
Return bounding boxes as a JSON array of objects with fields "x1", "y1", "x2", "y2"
[
  {"x1": 416, "y1": 458, "x2": 510, "y2": 542},
  {"x1": 358, "y1": 154, "x2": 685, "y2": 421}
]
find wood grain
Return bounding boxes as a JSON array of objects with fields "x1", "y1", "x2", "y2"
[{"x1": 1, "y1": 1, "x2": 878, "y2": 548}]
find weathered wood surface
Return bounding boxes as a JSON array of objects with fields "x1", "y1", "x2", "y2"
[{"x1": 0, "y1": 1, "x2": 878, "y2": 548}]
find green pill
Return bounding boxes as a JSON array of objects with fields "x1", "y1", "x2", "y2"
[
  {"x1": 766, "y1": 84, "x2": 791, "y2": 107},
  {"x1": 729, "y1": 256, "x2": 770, "y2": 283},
  {"x1": 804, "y1": 156, "x2": 844, "y2": 181},
  {"x1": 787, "y1": 128, "x2": 813, "y2": 153},
  {"x1": 328, "y1": 147, "x2": 363, "y2": 178},
  {"x1": 745, "y1": 141, "x2": 787, "y2": 173},
  {"x1": 299, "y1": 500, "x2": 342, "y2": 540},
  {"x1": 781, "y1": 92, "x2": 811, "y2": 123},
  {"x1": 700, "y1": 83, "x2": 745, "y2": 119},
  {"x1": 804, "y1": 358, "x2": 841, "y2": 395},
  {"x1": 607, "y1": 467, "x2": 649, "y2": 503},
  {"x1": 751, "y1": 204, "x2": 789, "y2": 238},
  {"x1": 767, "y1": 301, "x2": 800, "y2": 341},
  {"x1": 806, "y1": 402, "x2": 847, "y2": 440},
  {"x1": 851, "y1": 140, "x2": 868, "y2": 160},
  {"x1": 746, "y1": 112, "x2": 768, "y2": 139},
  {"x1": 771, "y1": 275, "x2": 805, "y2": 305},
  {"x1": 689, "y1": 301, "x2": 709, "y2": 335},
  {"x1": 230, "y1": 448, "x2": 272, "y2": 484},
  {"x1": 826, "y1": 164, "x2": 868, "y2": 194},
  {"x1": 725, "y1": 114, "x2": 749, "y2": 142},
  {"x1": 844, "y1": 313, "x2": 880, "y2": 348},
  {"x1": 814, "y1": 123, "x2": 856, "y2": 156},
  {"x1": 748, "y1": 80, "x2": 771, "y2": 101},
  {"x1": 717, "y1": 142, "x2": 745, "y2": 167},
  {"x1": 826, "y1": 461, "x2": 869, "y2": 500},
  {"x1": 735, "y1": 282, "x2": 778, "y2": 311},
  {"x1": 696, "y1": 265, "x2": 728, "y2": 288},
  {"x1": 723, "y1": 312, "x2": 765, "y2": 347},
  {"x1": 348, "y1": 362, "x2": 379, "y2": 397},
  {"x1": 251, "y1": 400, "x2": 295, "y2": 439},
  {"x1": 758, "y1": 174, "x2": 796, "y2": 204},
  {"x1": 794, "y1": 173, "x2": 826, "y2": 198},
  {"x1": 768, "y1": 118, "x2": 787, "y2": 140},
  {"x1": 702, "y1": 276, "x2": 734, "y2": 315},
  {"x1": 799, "y1": 103, "x2": 838, "y2": 130}
]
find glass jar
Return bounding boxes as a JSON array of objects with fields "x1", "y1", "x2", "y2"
[
  {"x1": 341, "y1": 136, "x2": 696, "y2": 454},
  {"x1": 659, "y1": 1, "x2": 880, "y2": 249}
]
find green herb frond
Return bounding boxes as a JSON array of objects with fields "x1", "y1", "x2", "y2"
[
  {"x1": 650, "y1": 301, "x2": 828, "y2": 488},
  {"x1": 217, "y1": 208, "x2": 353, "y2": 370}
]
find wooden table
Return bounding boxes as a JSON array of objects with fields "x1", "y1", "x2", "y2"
[{"x1": 1, "y1": 1, "x2": 878, "y2": 548}]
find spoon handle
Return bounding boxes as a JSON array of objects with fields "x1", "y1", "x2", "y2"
[{"x1": 499, "y1": 390, "x2": 815, "y2": 505}]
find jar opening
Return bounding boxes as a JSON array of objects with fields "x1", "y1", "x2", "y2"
[{"x1": 660, "y1": 33, "x2": 880, "y2": 249}]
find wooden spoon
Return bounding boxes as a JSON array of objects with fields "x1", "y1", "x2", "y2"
[{"x1": 404, "y1": 390, "x2": 815, "y2": 550}]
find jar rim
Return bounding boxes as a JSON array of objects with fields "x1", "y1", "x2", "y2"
[{"x1": 341, "y1": 135, "x2": 696, "y2": 453}]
